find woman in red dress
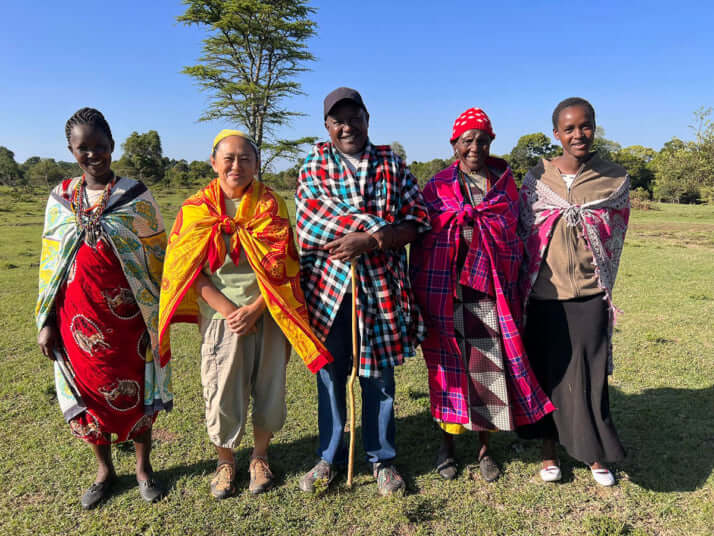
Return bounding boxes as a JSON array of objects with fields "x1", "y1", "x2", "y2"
[{"x1": 36, "y1": 108, "x2": 172, "y2": 508}]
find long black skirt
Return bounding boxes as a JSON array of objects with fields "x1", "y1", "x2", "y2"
[{"x1": 518, "y1": 294, "x2": 625, "y2": 464}]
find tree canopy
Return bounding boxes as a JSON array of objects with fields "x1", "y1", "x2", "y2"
[
  {"x1": 592, "y1": 126, "x2": 622, "y2": 160},
  {"x1": 178, "y1": 0, "x2": 318, "y2": 175},
  {"x1": 0, "y1": 147, "x2": 23, "y2": 187},
  {"x1": 508, "y1": 133, "x2": 561, "y2": 181},
  {"x1": 115, "y1": 130, "x2": 164, "y2": 183},
  {"x1": 651, "y1": 108, "x2": 714, "y2": 203},
  {"x1": 612, "y1": 145, "x2": 656, "y2": 192},
  {"x1": 391, "y1": 141, "x2": 407, "y2": 162}
]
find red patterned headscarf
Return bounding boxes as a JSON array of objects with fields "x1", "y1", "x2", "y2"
[{"x1": 450, "y1": 108, "x2": 495, "y2": 142}]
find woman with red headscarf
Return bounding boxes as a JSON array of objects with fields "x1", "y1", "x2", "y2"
[{"x1": 411, "y1": 108, "x2": 554, "y2": 482}]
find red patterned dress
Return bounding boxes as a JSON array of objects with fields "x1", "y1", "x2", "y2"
[{"x1": 54, "y1": 230, "x2": 153, "y2": 444}]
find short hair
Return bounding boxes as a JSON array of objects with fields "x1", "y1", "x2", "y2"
[
  {"x1": 65, "y1": 107, "x2": 114, "y2": 145},
  {"x1": 552, "y1": 97, "x2": 595, "y2": 130}
]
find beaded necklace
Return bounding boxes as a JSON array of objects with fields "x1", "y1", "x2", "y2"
[{"x1": 71, "y1": 174, "x2": 115, "y2": 247}]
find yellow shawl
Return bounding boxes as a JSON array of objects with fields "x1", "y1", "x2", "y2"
[{"x1": 159, "y1": 179, "x2": 332, "y2": 373}]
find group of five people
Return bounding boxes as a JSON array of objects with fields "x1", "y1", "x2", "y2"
[{"x1": 36, "y1": 87, "x2": 629, "y2": 509}]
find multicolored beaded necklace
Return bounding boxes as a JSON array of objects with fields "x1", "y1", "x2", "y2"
[{"x1": 71, "y1": 174, "x2": 115, "y2": 247}]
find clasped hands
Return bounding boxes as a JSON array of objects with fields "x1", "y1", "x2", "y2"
[
  {"x1": 225, "y1": 300, "x2": 265, "y2": 336},
  {"x1": 324, "y1": 226, "x2": 395, "y2": 261}
]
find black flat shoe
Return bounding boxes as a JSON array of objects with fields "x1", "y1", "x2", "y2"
[
  {"x1": 81, "y1": 475, "x2": 116, "y2": 510},
  {"x1": 478, "y1": 455, "x2": 501, "y2": 482},
  {"x1": 436, "y1": 457, "x2": 458, "y2": 480},
  {"x1": 137, "y1": 477, "x2": 164, "y2": 503},
  {"x1": 435, "y1": 449, "x2": 458, "y2": 480}
]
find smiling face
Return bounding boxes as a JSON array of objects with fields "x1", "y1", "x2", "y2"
[
  {"x1": 452, "y1": 128, "x2": 492, "y2": 173},
  {"x1": 210, "y1": 135, "x2": 259, "y2": 198},
  {"x1": 325, "y1": 100, "x2": 369, "y2": 155},
  {"x1": 68, "y1": 124, "x2": 114, "y2": 184},
  {"x1": 553, "y1": 105, "x2": 595, "y2": 161}
]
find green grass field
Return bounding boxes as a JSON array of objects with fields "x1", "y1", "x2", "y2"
[{"x1": 0, "y1": 187, "x2": 712, "y2": 536}]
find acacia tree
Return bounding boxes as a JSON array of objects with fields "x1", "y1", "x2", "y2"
[{"x1": 178, "y1": 0, "x2": 317, "y2": 176}]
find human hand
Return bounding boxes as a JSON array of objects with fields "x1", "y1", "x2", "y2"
[
  {"x1": 38, "y1": 325, "x2": 59, "y2": 360},
  {"x1": 324, "y1": 232, "x2": 376, "y2": 261},
  {"x1": 226, "y1": 302, "x2": 263, "y2": 335},
  {"x1": 370, "y1": 226, "x2": 395, "y2": 250}
]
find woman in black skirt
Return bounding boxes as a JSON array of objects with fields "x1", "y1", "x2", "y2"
[{"x1": 517, "y1": 97, "x2": 631, "y2": 486}]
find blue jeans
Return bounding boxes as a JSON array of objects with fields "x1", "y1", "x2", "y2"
[{"x1": 316, "y1": 298, "x2": 396, "y2": 465}]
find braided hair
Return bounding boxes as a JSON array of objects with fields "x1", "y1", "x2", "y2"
[
  {"x1": 65, "y1": 107, "x2": 114, "y2": 146},
  {"x1": 552, "y1": 97, "x2": 595, "y2": 130}
]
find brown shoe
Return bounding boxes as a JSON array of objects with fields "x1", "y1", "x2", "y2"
[
  {"x1": 210, "y1": 462, "x2": 236, "y2": 499},
  {"x1": 249, "y1": 456, "x2": 274, "y2": 495}
]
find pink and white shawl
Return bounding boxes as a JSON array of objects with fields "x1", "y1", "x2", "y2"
[{"x1": 519, "y1": 170, "x2": 630, "y2": 372}]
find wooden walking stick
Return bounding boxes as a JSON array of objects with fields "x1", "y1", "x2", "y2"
[{"x1": 347, "y1": 261, "x2": 359, "y2": 488}]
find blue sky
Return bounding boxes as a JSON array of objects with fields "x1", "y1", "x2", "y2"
[{"x1": 1, "y1": 1, "x2": 713, "y2": 169}]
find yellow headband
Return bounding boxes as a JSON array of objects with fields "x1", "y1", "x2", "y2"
[{"x1": 212, "y1": 129, "x2": 259, "y2": 156}]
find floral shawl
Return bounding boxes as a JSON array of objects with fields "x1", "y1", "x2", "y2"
[
  {"x1": 411, "y1": 161, "x2": 554, "y2": 426},
  {"x1": 159, "y1": 179, "x2": 331, "y2": 373},
  {"x1": 519, "y1": 164, "x2": 630, "y2": 372},
  {"x1": 36, "y1": 176, "x2": 172, "y2": 416}
]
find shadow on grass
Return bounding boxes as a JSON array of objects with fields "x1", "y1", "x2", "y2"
[
  {"x1": 611, "y1": 384, "x2": 714, "y2": 492},
  {"x1": 392, "y1": 385, "x2": 714, "y2": 493},
  {"x1": 143, "y1": 384, "x2": 713, "y2": 496},
  {"x1": 152, "y1": 432, "x2": 323, "y2": 491},
  {"x1": 148, "y1": 407, "x2": 442, "y2": 495}
]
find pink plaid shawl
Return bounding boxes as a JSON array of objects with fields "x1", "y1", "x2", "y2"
[
  {"x1": 411, "y1": 161, "x2": 554, "y2": 427},
  {"x1": 519, "y1": 166, "x2": 630, "y2": 372}
]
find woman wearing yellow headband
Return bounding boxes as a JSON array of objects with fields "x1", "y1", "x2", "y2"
[{"x1": 159, "y1": 130, "x2": 332, "y2": 498}]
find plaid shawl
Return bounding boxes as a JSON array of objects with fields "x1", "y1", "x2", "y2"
[
  {"x1": 519, "y1": 165, "x2": 630, "y2": 372},
  {"x1": 295, "y1": 141, "x2": 430, "y2": 377},
  {"x1": 159, "y1": 179, "x2": 332, "y2": 373},
  {"x1": 36, "y1": 177, "x2": 172, "y2": 415},
  {"x1": 411, "y1": 161, "x2": 554, "y2": 426}
]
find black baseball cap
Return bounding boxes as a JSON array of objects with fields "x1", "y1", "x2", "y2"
[{"x1": 323, "y1": 87, "x2": 368, "y2": 119}]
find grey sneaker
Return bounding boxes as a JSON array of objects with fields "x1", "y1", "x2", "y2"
[
  {"x1": 299, "y1": 460, "x2": 335, "y2": 493},
  {"x1": 373, "y1": 462, "x2": 405, "y2": 496}
]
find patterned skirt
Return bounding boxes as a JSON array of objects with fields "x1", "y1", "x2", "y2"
[
  {"x1": 55, "y1": 237, "x2": 154, "y2": 445},
  {"x1": 436, "y1": 213, "x2": 513, "y2": 433},
  {"x1": 447, "y1": 283, "x2": 513, "y2": 432}
]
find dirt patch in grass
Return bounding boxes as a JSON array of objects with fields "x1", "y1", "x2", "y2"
[
  {"x1": 152, "y1": 427, "x2": 178, "y2": 442},
  {"x1": 629, "y1": 222, "x2": 714, "y2": 248},
  {"x1": 16, "y1": 491, "x2": 51, "y2": 507}
]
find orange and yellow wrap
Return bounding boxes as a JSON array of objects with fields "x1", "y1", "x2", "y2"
[{"x1": 158, "y1": 179, "x2": 332, "y2": 373}]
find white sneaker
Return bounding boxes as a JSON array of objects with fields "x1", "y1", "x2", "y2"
[
  {"x1": 591, "y1": 467, "x2": 615, "y2": 486},
  {"x1": 539, "y1": 465, "x2": 562, "y2": 482}
]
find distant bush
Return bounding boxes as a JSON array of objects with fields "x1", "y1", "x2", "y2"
[
  {"x1": 699, "y1": 186, "x2": 714, "y2": 205},
  {"x1": 630, "y1": 187, "x2": 657, "y2": 210}
]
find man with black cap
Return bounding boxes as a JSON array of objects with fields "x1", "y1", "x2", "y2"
[{"x1": 295, "y1": 87, "x2": 430, "y2": 495}]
